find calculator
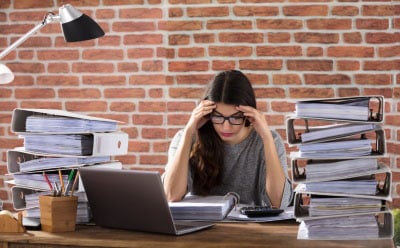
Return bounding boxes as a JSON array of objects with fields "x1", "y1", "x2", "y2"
[{"x1": 240, "y1": 206, "x2": 284, "y2": 217}]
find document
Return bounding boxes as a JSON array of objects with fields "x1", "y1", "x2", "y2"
[
  {"x1": 304, "y1": 158, "x2": 378, "y2": 182},
  {"x1": 25, "y1": 115, "x2": 117, "y2": 133},
  {"x1": 309, "y1": 197, "x2": 383, "y2": 217},
  {"x1": 300, "y1": 123, "x2": 377, "y2": 143},
  {"x1": 18, "y1": 156, "x2": 111, "y2": 172},
  {"x1": 169, "y1": 194, "x2": 238, "y2": 221},
  {"x1": 297, "y1": 214, "x2": 380, "y2": 240},
  {"x1": 11, "y1": 173, "x2": 69, "y2": 191},
  {"x1": 226, "y1": 205, "x2": 294, "y2": 222},
  {"x1": 296, "y1": 179, "x2": 378, "y2": 196},
  {"x1": 297, "y1": 139, "x2": 372, "y2": 158},
  {"x1": 295, "y1": 98, "x2": 370, "y2": 121}
]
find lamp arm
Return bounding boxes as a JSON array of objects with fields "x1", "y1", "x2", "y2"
[{"x1": 0, "y1": 12, "x2": 60, "y2": 60}]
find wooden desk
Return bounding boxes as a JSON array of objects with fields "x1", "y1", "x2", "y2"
[{"x1": 0, "y1": 221, "x2": 395, "y2": 248}]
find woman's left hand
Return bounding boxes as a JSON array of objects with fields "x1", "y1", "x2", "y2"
[{"x1": 236, "y1": 105, "x2": 271, "y2": 140}]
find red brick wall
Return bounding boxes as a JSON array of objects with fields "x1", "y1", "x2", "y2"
[{"x1": 0, "y1": 0, "x2": 399, "y2": 210}]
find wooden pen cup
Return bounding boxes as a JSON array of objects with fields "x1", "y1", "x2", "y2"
[{"x1": 39, "y1": 195, "x2": 78, "y2": 232}]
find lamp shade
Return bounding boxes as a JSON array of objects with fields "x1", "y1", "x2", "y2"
[
  {"x1": 59, "y1": 4, "x2": 104, "y2": 42},
  {"x1": 0, "y1": 64, "x2": 14, "y2": 84}
]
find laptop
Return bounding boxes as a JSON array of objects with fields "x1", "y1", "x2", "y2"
[{"x1": 79, "y1": 167, "x2": 214, "y2": 235}]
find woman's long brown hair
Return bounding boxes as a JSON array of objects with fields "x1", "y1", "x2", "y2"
[{"x1": 190, "y1": 70, "x2": 257, "y2": 195}]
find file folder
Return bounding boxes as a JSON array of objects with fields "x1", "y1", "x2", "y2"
[
  {"x1": 11, "y1": 108, "x2": 121, "y2": 134},
  {"x1": 294, "y1": 95, "x2": 384, "y2": 122}
]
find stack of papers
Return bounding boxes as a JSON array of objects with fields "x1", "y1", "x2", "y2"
[
  {"x1": 18, "y1": 156, "x2": 110, "y2": 172},
  {"x1": 298, "y1": 214, "x2": 379, "y2": 239},
  {"x1": 295, "y1": 101, "x2": 370, "y2": 121},
  {"x1": 26, "y1": 115, "x2": 117, "y2": 133},
  {"x1": 301, "y1": 123, "x2": 377, "y2": 143},
  {"x1": 309, "y1": 197, "x2": 383, "y2": 217},
  {"x1": 298, "y1": 139, "x2": 372, "y2": 158},
  {"x1": 12, "y1": 173, "x2": 68, "y2": 190},
  {"x1": 296, "y1": 180, "x2": 377, "y2": 196},
  {"x1": 305, "y1": 158, "x2": 378, "y2": 182},
  {"x1": 169, "y1": 195, "x2": 236, "y2": 220},
  {"x1": 23, "y1": 134, "x2": 94, "y2": 156}
]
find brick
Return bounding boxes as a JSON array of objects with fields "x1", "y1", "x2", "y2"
[
  {"x1": 379, "y1": 45, "x2": 400, "y2": 57},
  {"x1": 58, "y1": 88, "x2": 101, "y2": 99},
  {"x1": 169, "y1": 34, "x2": 190, "y2": 45},
  {"x1": 142, "y1": 60, "x2": 163, "y2": 72},
  {"x1": 159, "y1": 21, "x2": 202, "y2": 31},
  {"x1": 355, "y1": 74, "x2": 392, "y2": 85},
  {"x1": 48, "y1": 63, "x2": 69, "y2": 73},
  {"x1": 168, "y1": 61, "x2": 209, "y2": 72},
  {"x1": 337, "y1": 60, "x2": 360, "y2": 71},
  {"x1": 247, "y1": 74, "x2": 269, "y2": 85},
  {"x1": 56, "y1": 37, "x2": 96, "y2": 47},
  {"x1": 167, "y1": 101, "x2": 196, "y2": 111},
  {"x1": 209, "y1": 46, "x2": 252, "y2": 57},
  {"x1": 0, "y1": 102, "x2": 17, "y2": 111},
  {"x1": 103, "y1": 0, "x2": 144, "y2": 5},
  {"x1": 127, "y1": 48, "x2": 154, "y2": 58},
  {"x1": 307, "y1": 18, "x2": 352, "y2": 30},
  {"x1": 65, "y1": 101, "x2": 108, "y2": 112},
  {"x1": 98, "y1": 35, "x2": 121, "y2": 46},
  {"x1": 157, "y1": 48, "x2": 175, "y2": 59},
  {"x1": 239, "y1": 59, "x2": 283, "y2": 70},
  {"x1": 169, "y1": 0, "x2": 211, "y2": 4},
  {"x1": 124, "y1": 34, "x2": 163, "y2": 45},
  {"x1": 272, "y1": 74, "x2": 302, "y2": 85},
  {"x1": 21, "y1": 101, "x2": 62, "y2": 109},
  {"x1": 306, "y1": 47, "x2": 323, "y2": 56},
  {"x1": 149, "y1": 88, "x2": 164, "y2": 98},
  {"x1": 168, "y1": 114, "x2": 190, "y2": 125},
  {"x1": 130, "y1": 75, "x2": 171, "y2": 85},
  {"x1": 139, "y1": 101, "x2": 166, "y2": 112},
  {"x1": 139, "y1": 155, "x2": 167, "y2": 165},
  {"x1": 268, "y1": 33, "x2": 291, "y2": 43},
  {"x1": 141, "y1": 128, "x2": 167, "y2": 139},
  {"x1": 257, "y1": 19, "x2": 302, "y2": 29},
  {"x1": 15, "y1": 88, "x2": 55, "y2": 99},
  {"x1": 82, "y1": 76, "x2": 126, "y2": 85},
  {"x1": 363, "y1": 5, "x2": 396, "y2": 16},
  {"x1": 169, "y1": 8, "x2": 183, "y2": 18},
  {"x1": 153, "y1": 141, "x2": 169, "y2": 153},
  {"x1": 72, "y1": 62, "x2": 114, "y2": 73},
  {"x1": 212, "y1": 60, "x2": 236, "y2": 71},
  {"x1": 271, "y1": 101, "x2": 295, "y2": 112},
  {"x1": 287, "y1": 60, "x2": 333, "y2": 71},
  {"x1": 37, "y1": 76, "x2": 79, "y2": 86},
  {"x1": 256, "y1": 46, "x2": 302, "y2": 56},
  {"x1": 206, "y1": 20, "x2": 252, "y2": 30},
  {"x1": 283, "y1": 5, "x2": 328, "y2": 16},
  {"x1": 12, "y1": 36, "x2": 51, "y2": 48},
  {"x1": 7, "y1": 63, "x2": 44, "y2": 73},
  {"x1": 176, "y1": 74, "x2": 213, "y2": 85},
  {"x1": 128, "y1": 141, "x2": 150, "y2": 152},
  {"x1": 119, "y1": 8, "x2": 163, "y2": 19},
  {"x1": 118, "y1": 62, "x2": 139, "y2": 73},
  {"x1": 364, "y1": 88, "x2": 393, "y2": 98},
  {"x1": 0, "y1": 0, "x2": 10, "y2": 8},
  {"x1": 294, "y1": 32, "x2": 339, "y2": 43},
  {"x1": 104, "y1": 88, "x2": 145, "y2": 98},
  {"x1": 56, "y1": 0, "x2": 99, "y2": 7},
  {"x1": 356, "y1": 19, "x2": 389, "y2": 30},
  {"x1": 178, "y1": 47, "x2": 205, "y2": 57},
  {"x1": 327, "y1": 46, "x2": 374, "y2": 57},
  {"x1": 96, "y1": 9, "x2": 115, "y2": 19},
  {"x1": 110, "y1": 102, "x2": 135, "y2": 112},
  {"x1": 0, "y1": 114, "x2": 12, "y2": 125},
  {"x1": 113, "y1": 22, "x2": 156, "y2": 32},
  {"x1": 187, "y1": 7, "x2": 229, "y2": 17},
  {"x1": 14, "y1": 0, "x2": 53, "y2": 8},
  {"x1": 304, "y1": 74, "x2": 351, "y2": 85},
  {"x1": 364, "y1": 60, "x2": 400, "y2": 71},
  {"x1": 233, "y1": 6, "x2": 278, "y2": 16},
  {"x1": 219, "y1": 32, "x2": 264, "y2": 43},
  {"x1": 343, "y1": 32, "x2": 362, "y2": 43},
  {"x1": 332, "y1": 6, "x2": 359, "y2": 16},
  {"x1": 83, "y1": 49, "x2": 124, "y2": 60},
  {"x1": 0, "y1": 89, "x2": 12, "y2": 98},
  {"x1": 254, "y1": 88, "x2": 285, "y2": 98},
  {"x1": 169, "y1": 88, "x2": 204, "y2": 99},
  {"x1": 366, "y1": 33, "x2": 400, "y2": 44},
  {"x1": 289, "y1": 88, "x2": 334, "y2": 98}
]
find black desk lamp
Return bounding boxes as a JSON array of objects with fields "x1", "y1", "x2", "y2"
[{"x1": 0, "y1": 4, "x2": 105, "y2": 84}]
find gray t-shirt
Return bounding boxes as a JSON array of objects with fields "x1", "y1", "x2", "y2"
[{"x1": 166, "y1": 128, "x2": 293, "y2": 208}]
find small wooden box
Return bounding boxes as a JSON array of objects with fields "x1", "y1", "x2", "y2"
[{"x1": 39, "y1": 195, "x2": 78, "y2": 232}]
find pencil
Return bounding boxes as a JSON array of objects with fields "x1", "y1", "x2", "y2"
[
  {"x1": 43, "y1": 171, "x2": 53, "y2": 191},
  {"x1": 70, "y1": 171, "x2": 80, "y2": 197},
  {"x1": 58, "y1": 170, "x2": 65, "y2": 194}
]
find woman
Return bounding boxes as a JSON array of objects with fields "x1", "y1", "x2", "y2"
[{"x1": 163, "y1": 70, "x2": 292, "y2": 208}]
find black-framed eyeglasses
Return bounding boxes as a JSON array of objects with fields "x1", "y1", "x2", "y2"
[{"x1": 210, "y1": 112, "x2": 245, "y2": 125}]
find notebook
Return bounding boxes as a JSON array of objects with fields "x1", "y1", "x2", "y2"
[{"x1": 79, "y1": 167, "x2": 214, "y2": 235}]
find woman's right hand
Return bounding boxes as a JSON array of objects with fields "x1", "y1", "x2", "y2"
[{"x1": 185, "y1": 100, "x2": 216, "y2": 135}]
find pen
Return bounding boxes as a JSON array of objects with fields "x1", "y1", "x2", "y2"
[
  {"x1": 58, "y1": 169, "x2": 65, "y2": 194},
  {"x1": 43, "y1": 171, "x2": 53, "y2": 191},
  {"x1": 70, "y1": 171, "x2": 80, "y2": 197},
  {"x1": 63, "y1": 169, "x2": 75, "y2": 196}
]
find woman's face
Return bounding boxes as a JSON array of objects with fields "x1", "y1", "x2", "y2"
[{"x1": 210, "y1": 102, "x2": 251, "y2": 145}]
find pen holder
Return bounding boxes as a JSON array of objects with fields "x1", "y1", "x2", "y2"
[{"x1": 39, "y1": 195, "x2": 78, "y2": 232}]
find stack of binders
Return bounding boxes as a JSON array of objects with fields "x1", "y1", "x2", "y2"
[
  {"x1": 286, "y1": 96, "x2": 393, "y2": 240},
  {"x1": 6, "y1": 108, "x2": 128, "y2": 224}
]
